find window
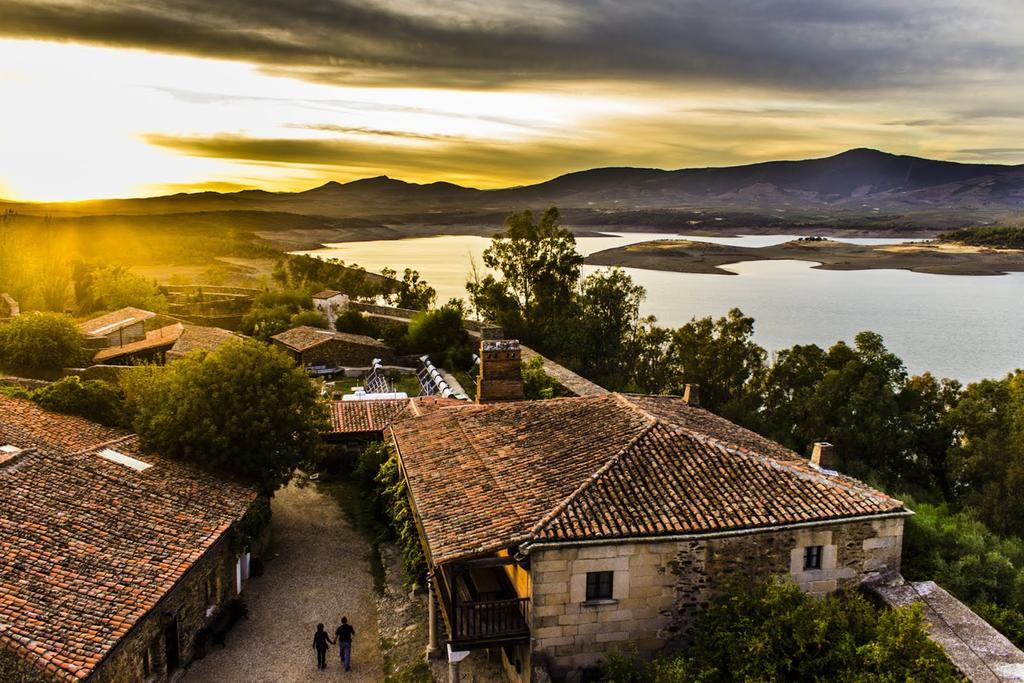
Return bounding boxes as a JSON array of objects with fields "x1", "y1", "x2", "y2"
[
  {"x1": 804, "y1": 545, "x2": 823, "y2": 570},
  {"x1": 585, "y1": 571, "x2": 614, "y2": 601}
]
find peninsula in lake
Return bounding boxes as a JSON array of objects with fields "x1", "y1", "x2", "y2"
[{"x1": 585, "y1": 237, "x2": 1024, "y2": 276}]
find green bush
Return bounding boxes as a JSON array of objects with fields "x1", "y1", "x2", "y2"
[
  {"x1": 602, "y1": 576, "x2": 962, "y2": 682},
  {"x1": 30, "y1": 376, "x2": 128, "y2": 427},
  {"x1": 521, "y1": 355, "x2": 570, "y2": 400},
  {"x1": 335, "y1": 310, "x2": 383, "y2": 338},
  {"x1": 403, "y1": 305, "x2": 473, "y2": 370},
  {"x1": 0, "y1": 312, "x2": 84, "y2": 376},
  {"x1": 289, "y1": 309, "x2": 329, "y2": 329}
]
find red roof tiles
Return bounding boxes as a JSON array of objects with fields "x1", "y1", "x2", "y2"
[
  {"x1": 328, "y1": 396, "x2": 465, "y2": 435},
  {"x1": 0, "y1": 396, "x2": 257, "y2": 681},
  {"x1": 389, "y1": 393, "x2": 905, "y2": 565}
]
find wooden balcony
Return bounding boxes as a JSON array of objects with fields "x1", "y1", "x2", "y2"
[{"x1": 453, "y1": 596, "x2": 531, "y2": 645}]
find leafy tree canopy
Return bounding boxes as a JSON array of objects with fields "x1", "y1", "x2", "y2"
[
  {"x1": 123, "y1": 339, "x2": 326, "y2": 492},
  {"x1": 467, "y1": 207, "x2": 582, "y2": 344},
  {"x1": 381, "y1": 267, "x2": 436, "y2": 311}
]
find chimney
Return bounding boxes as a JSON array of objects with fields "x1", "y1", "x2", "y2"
[
  {"x1": 811, "y1": 442, "x2": 837, "y2": 470},
  {"x1": 682, "y1": 384, "x2": 700, "y2": 407},
  {"x1": 476, "y1": 339, "x2": 524, "y2": 403}
]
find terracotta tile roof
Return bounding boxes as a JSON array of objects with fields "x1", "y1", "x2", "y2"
[
  {"x1": 0, "y1": 396, "x2": 258, "y2": 681},
  {"x1": 328, "y1": 396, "x2": 465, "y2": 435},
  {"x1": 389, "y1": 393, "x2": 905, "y2": 565},
  {"x1": 271, "y1": 326, "x2": 388, "y2": 352},
  {"x1": 166, "y1": 324, "x2": 242, "y2": 361},
  {"x1": 330, "y1": 399, "x2": 409, "y2": 434},
  {"x1": 78, "y1": 307, "x2": 156, "y2": 336},
  {"x1": 92, "y1": 323, "x2": 184, "y2": 362}
]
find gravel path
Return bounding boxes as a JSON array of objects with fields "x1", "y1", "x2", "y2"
[{"x1": 186, "y1": 479, "x2": 385, "y2": 683}]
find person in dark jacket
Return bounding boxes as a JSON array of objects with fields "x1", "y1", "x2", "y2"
[
  {"x1": 313, "y1": 623, "x2": 335, "y2": 670},
  {"x1": 335, "y1": 617, "x2": 355, "y2": 671}
]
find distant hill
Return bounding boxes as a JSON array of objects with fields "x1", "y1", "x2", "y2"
[{"x1": 7, "y1": 149, "x2": 1024, "y2": 225}]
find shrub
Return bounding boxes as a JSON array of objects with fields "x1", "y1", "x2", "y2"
[
  {"x1": 335, "y1": 310, "x2": 382, "y2": 338},
  {"x1": 0, "y1": 312, "x2": 84, "y2": 376},
  {"x1": 403, "y1": 305, "x2": 473, "y2": 370},
  {"x1": 602, "y1": 576, "x2": 962, "y2": 682},
  {"x1": 289, "y1": 309, "x2": 329, "y2": 329},
  {"x1": 521, "y1": 355, "x2": 570, "y2": 400},
  {"x1": 30, "y1": 376, "x2": 128, "y2": 427}
]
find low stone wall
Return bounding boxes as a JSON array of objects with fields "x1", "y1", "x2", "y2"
[
  {"x1": 529, "y1": 516, "x2": 905, "y2": 678},
  {"x1": 873, "y1": 580, "x2": 1024, "y2": 682}
]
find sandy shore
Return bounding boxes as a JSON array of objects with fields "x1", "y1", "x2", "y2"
[{"x1": 585, "y1": 238, "x2": 1024, "y2": 276}]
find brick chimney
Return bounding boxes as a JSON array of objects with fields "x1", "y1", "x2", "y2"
[
  {"x1": 476, "y1": 339, "x2": 524, "y2": 403},
  {"x1": 683, "y1": 384, "x2": 700, "y2": 407},
  {"x1": 811, "y1": 442, "x2": 837, "y2": 470}
]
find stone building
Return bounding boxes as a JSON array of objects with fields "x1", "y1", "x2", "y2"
[
  {"x1": 91, "y1": 322, "x2": 183, "y2": 365},
  {"x1": 387, "y1": 392, "x2": 909, "y2": 682},
  {"x1": 0, "y1": 396, "x2": 265, "y2": 682},
  {"x1": 0, "y1": 293, "x2": 19, "y2": 319},
  {"x1": 78, "y1": 307, "x2": 156, "y2": 348},
  {"x1": 312, "y1": 289, "x2": 349, "y2": 327},
  {"x1": 271, "y1": 325, "x2": 392, "y2": 369}
]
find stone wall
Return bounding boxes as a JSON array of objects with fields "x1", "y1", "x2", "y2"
[
  {"x1": 528, "y1": 516, "x2": 905, "y2": 679},
  {"x1": 285, "y1": 338, "x2": 393, "y2": 368},
  {"x1": 90, "y1": 534, "x2": 243, "y2": 683}
]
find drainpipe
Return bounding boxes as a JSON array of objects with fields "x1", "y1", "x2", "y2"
[{"x1": 427, "y1": 574, "x2": 440, "y2": 658}]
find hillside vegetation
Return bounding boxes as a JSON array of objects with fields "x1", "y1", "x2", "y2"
[{"x1": 940, "y1": 226, "x2": 1024, "y2": 249}]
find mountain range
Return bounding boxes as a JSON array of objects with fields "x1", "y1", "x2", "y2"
[{"x1": 6, "y1": 149, "x2": 1024, "y2": 227}]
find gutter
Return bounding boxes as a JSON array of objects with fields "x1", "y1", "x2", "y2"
[{"x1": 517, "y1": 509, "x2": 913, "y2": 557}]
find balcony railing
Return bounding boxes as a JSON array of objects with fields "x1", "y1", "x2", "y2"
[{"x1": 453, "y1": 597, "x2": 531, "y2": 643}]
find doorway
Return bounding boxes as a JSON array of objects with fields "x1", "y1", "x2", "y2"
[{"x1": 164, "y1": 616, "x2": 181, "y2": 673}]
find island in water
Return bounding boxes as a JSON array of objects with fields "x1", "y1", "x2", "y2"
[{"x1": 585, "y1": 236, "x2": 1024, "y2": 276}]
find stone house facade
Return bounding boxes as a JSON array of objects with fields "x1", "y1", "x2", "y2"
[
  {"x1": 0, "y1": 396, "x2": 265, "y2": 682},
  {"x1": 312, "y1": 290, "x2": 349, "y2": 327},
  {"x1": 388, "y1": 392, "x2": 909, "y2": 683}
]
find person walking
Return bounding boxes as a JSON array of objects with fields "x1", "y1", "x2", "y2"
[
  {"x1": 313, "y1": 623, "x2": 335, "y2": 670},
  {"x1": 334, "y1": 617, "x2": 355, "y2": 671}
]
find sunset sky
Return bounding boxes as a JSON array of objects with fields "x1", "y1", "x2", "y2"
[{"x1": 1, "y1": 0, "x2": 1023, "y2": 201}]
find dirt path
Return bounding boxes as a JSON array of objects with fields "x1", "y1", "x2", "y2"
[{"x1": 185, "y1": 479, "x2": 385, "y2": 683}]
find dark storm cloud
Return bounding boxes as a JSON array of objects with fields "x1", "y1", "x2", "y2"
[
  {"x1": 141, "y1": 131, "x2": 653, "y2": 182},
  {"x1": 1, "y1": 0, "x2": 1020, "y2": 90}
]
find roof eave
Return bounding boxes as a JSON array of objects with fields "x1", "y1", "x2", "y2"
[{"x1": 518, "y1": 508, "x2": 913, "y2": 556}]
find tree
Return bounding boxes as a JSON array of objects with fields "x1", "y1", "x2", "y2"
[
  {"x1": 241, "y1": 289, "x2": 314, "y2": 341},
  {"x1": 666, "y1": 308, "x2": 766, "y2": 422},
  {"x1": 123, "y1": 339, "x2": 326, "y2": 492},
  {"x1": 521, "y1": 355, "x2": 570, "y2": 400},
  {"x1": 466, "y1": 207, "x2": 582, "y2": 345},
  {"x1": 947, "y1": 371, "x2": 1024, "y2": 536},
  {"x1": 0, "y1": 312, "x2": 84, "y2": 376},
  {"x1": 570, "y1": 268, "x2": 646, "y2": 390},
  {"x1": 81, "y1": 264, "x2": 167, "y2": 313},
  {"x1": 625, "y1": 318, "x2": 678, "y2": 394},
  {"x1": 403, "y1": 303, "x2": 473, "y2": 370},
  {"x1": 381, "y1": 267, "x2": 436, "y2": 310}
]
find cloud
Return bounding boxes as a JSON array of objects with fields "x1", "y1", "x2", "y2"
[{"x1": 1, "y1": 0, "x2": 1022, "y2": 92}]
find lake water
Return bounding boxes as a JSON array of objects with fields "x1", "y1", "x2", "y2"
[{"x1": 298, "y1": 233, "x2": 1024, "y2": 383}]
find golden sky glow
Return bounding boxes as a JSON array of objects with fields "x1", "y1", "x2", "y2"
[{"x1": 1, "y1": 0, "x2": 1023, "y2": 202}]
